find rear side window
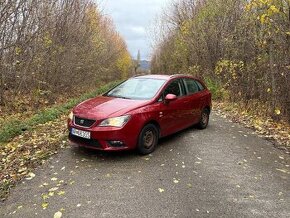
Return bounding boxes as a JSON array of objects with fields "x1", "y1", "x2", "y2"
[
  {"x1": 183, "y1": 78, "x2": 199, "y2": 94},
  {"x1": 195, "y1": 81, "x2": 205, "y2": 91}
]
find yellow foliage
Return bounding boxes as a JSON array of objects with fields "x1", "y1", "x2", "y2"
[
  {"x1": 15, "y1": 47, "x2": 22, "y2": 55},
  {"x1": 116, "y1": 51, "x2": 132, "y2": 79},
  {"x1": 260, "y1": 14, "x2": 268, "y2": 24},
  {"x1": 269, "y1": 5, "x2": 279, "y2": 14},
  {"x1": 43, "y1": 33, "x2": 53, "y2": 48}
]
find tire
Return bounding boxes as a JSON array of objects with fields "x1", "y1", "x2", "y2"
[
  {"x1": 197, "y1": 108, "x2": 210, "y2": 129},
  {"x1": 137, "y1": 124, "x2": 159, "y2": 155}
]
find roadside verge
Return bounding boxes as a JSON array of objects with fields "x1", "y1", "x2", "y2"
[{"x1": 0, "y1": 81, "x2": 119, "y2": 201}]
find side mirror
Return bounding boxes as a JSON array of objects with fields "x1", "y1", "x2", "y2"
[{"x1": 165, "y1": 94, "x2": 177, "y2": 102}]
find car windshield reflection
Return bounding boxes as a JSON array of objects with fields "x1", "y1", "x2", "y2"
[{"x1": 105, "y1": 78, "x2": 166, "y2": 100}]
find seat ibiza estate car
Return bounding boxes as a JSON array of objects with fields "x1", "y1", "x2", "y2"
[{"x1": 68, "y1": 74, "x2": 211, "y2": 154}]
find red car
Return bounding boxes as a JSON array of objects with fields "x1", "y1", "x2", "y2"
[{"x1": 68, "y1": 74, "x2": 211, "y2": 154}]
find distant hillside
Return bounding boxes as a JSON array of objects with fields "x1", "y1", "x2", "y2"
[{"x1": 139, "y1": 60, "x2": 151, "y2": 71}]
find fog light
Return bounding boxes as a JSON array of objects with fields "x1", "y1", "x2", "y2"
[{"x1": 108, "y1": 141, "x2": 125, "y2": 147}]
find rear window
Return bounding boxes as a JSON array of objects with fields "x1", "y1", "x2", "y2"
[
  {"x1": 195, "y1": 81, "x2": 205, "y2": 91},
  {"x1": 183, "y1": 78, "x2": 199, "y2": 94}
]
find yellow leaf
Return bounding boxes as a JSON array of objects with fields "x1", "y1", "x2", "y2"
[
  {"x1": 26, "y1": 172, "x2": 36, "y2": 180},
  {"x1": 158, "y1": 188, "x2": 165, "y2": 193},
  {"x1": 42, "y1": 194, "x2": 49, "y2": 200},
  {"x1": 57, "y1": 191, "x2": 65, "y2": 196},
  {"x1": 42, "y1": 202, "x2": 49, "y2": 209},
  {"x1": 49, "y1": 187, "x2": 59, "y2": 192},
  {"x1": 54, "y1": 211, "x2": 62, "y2": 218},
  {"x1": 269, "y1": 5, "x2": 279, "y2": 13},
  {"x1": 260, "y1": 14, "x2": 267, "y2": 24},
  {"x1": 275, "y1": 109, "x2": 281, "y2": 115}
]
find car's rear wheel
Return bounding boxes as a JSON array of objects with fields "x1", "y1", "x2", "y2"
[
  {"x1": 137, "y1": 124, "x2": 159, "y2": 155},
  {"x1": 197, "y1": 108, "x2": 210, "y2": 129}
]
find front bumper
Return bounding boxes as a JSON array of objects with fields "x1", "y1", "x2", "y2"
[{"x1": 67, "y1": 118, "x2": 141, "y2": 151}]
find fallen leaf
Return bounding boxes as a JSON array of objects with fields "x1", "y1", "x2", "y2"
[
  {"x1": 276, "y1": 168, "x2": 288, "y2": 174},
  {"x1": 54, "y1": 211, "x2": 62, "y2": 218},
  {"x1": 26, "y1": 172, "x2": 36, "y2": 180},
  {"x1": 51, "y1": 177, "x2": 58, "y2": 181},
  {"x1": 42, "y1": 194, "x2": 49, "y2": 200},
  {"x1": 48, "y1": 192, "x2": 54, "y2": 197},
  {"x1": 275, "y1": 109, "x2": 281, "y2": 115},
  {"x1": 158, "y1": 188, "x2": 165, "y2": 193},
  {"x1": 57, "y1": 191, "x2": 65, "y2": 196},
  {"x1": 42, "y1": 202, "x2": 49, "y2": 209},
  {"x1": 49, "y1": 187, "x2": 59, "y2": 192}
]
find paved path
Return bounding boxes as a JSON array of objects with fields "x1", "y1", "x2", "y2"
[{"x1": 1, "y1": 112, "x2": 289, "y2": 217}]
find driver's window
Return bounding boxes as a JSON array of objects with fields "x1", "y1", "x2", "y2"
[
  {"x1": 164, "y1": 80, "x2": 183, "y2": 97},
  {"x1": 158, "y1": 79, "x2": 183, "y2": 102}
]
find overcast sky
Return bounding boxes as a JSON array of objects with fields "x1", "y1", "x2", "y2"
[{"x1": 101, "y1": 0, "x2": 171, "y2": 60}]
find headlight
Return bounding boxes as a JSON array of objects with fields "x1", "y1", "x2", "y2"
[
  {"x1": 68, "y1": 111, "x2": 74, "y2": 120},
  {"x1": 99, "y1": 115, "x2": 131, "y2": 127}
]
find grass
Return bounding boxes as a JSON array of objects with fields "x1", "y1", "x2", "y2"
[{"x1": 0, "y1": 81, "x2": 120, "y2": 143}]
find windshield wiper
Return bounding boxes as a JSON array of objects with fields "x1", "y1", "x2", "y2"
[
  {"x1": 109, "y1": 95, "x2": 131, "y2": 99},
  {"x1": 118, "y1": 96, "x2": 131, "y2": 99}
]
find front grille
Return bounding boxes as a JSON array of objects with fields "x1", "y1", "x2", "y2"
[
  {"x1": 69, "y1": 133, "x2": 101, "y2": 148},
  {"x1": 74, "y1": 116, "x2": 96, "y2": 128}
]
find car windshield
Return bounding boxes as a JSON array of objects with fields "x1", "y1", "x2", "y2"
[{"x1": 105, "y1": 78, "x2": 166, "y2": 100}]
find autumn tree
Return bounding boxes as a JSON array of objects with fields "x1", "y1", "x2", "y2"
[
  {"x1": 0, "y1": 0, "x2": 132, "y2": 112},
  {"x1": 151, "y1": 0, "x2": 290, "y2": 121}
]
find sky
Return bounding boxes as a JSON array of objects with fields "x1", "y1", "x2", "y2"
[{"x1": 101, "y1": 0, "x2": 171, "y2": 60}]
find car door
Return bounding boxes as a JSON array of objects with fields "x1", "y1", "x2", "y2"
[
  {"x1": 182, "y1": 78, "x2": 203, "y2": 125},
  {"x1": 157, "y1": 79, "x2": 188, "y2": 136}
]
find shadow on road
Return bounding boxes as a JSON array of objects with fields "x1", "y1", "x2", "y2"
[{"x1": 69, "y1": 125, "x2": 202, "y2": 162}]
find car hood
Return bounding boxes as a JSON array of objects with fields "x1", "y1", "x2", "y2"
[{"x1": 73, "y1": 96, "x2": 148, "y2": 120}]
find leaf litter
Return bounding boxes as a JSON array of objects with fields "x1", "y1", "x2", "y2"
[{"x1": 0, "y1": 115, "x2": 69, "y2": 200}]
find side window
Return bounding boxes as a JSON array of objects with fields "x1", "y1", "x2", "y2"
[
  {"x1": 195, "y1": 81, "x2": 205, "y2": 91},
  {"x1": 183, "y1": 78, "x2": 199, "y2": 94},
  {"x1": 164, "y1": 79, "x2": 183, "y2": 97}
]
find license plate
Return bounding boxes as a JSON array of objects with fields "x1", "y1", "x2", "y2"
[{"x1": 71, "y1": 128, "x2": 91, "y2": 139}]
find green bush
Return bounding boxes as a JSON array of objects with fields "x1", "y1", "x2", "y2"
[{"x1": 204, "y1": 77, "x2": 228, "y2": 100}]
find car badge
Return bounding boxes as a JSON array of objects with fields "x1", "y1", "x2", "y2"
[{"x1": 80, "y1": 119, "x2": 85, "y2": 124}]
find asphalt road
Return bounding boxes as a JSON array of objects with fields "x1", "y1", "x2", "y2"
[{"x1": 1, "y1": 112, "x2": 289, "y2": 218}]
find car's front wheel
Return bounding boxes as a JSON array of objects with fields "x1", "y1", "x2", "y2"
[
  {"x1": 137, "y1": 124, "x2": 159, "y2": 155},
  {"x1": 197, "y1": 108, "x2": 210, "y2": 129}
]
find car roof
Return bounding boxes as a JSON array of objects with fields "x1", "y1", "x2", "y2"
[{"x1": 134, "y1": 74, "x2": 194, "y2": 80}]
